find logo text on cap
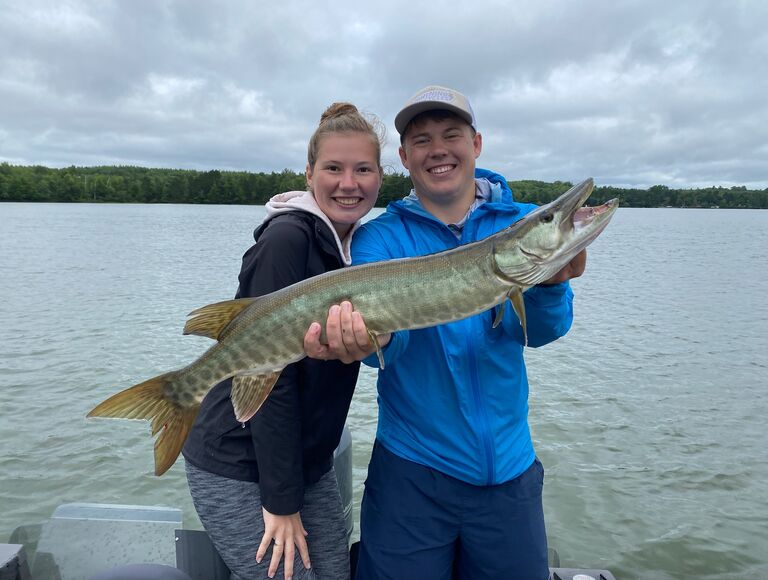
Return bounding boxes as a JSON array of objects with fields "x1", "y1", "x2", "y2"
[{"x1": 413, "y1": 89, "x2": 455, "y2": 104}]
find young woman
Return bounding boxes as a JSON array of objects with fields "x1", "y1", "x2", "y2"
[{"x1": 182, "y1": 103, "x2": 384, "y2": 580}]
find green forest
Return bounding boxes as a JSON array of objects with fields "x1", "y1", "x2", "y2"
[{"x1": 1, "y1": 163, "x2": 766, "y2": 208}]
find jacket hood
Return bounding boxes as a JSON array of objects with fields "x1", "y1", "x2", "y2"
[{"x1": 265, "y1": 190, "x2": 360, "y2": 265}]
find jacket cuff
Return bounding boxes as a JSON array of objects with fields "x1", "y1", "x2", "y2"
[
  {"x1": 261, "y1": 484, "x2": 304, "y2": 516},
  {"x1": 527, "y1": 281, "x2": 571, "y2": 306}
]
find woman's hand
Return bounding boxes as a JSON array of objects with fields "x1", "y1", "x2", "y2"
[{"x1": 256, "y1": 509, "x2": 310, "y2": 579}]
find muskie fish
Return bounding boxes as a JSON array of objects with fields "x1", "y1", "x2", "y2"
[{"x1": 88, "y1": 179, "x2": 617, "y2": 475}]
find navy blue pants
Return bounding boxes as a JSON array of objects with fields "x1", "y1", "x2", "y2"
[{"x1": 354, "y1": 441, "x2": 549, "y2": 580}]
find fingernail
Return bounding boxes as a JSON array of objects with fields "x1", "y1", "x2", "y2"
[{"x1": 256, "y1": 557, "x2": 262, "y2": 563}]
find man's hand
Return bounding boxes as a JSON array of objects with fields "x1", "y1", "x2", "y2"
[
  {"x1": 541, "y1": 249, "x2": 587, "y2": 285},
  {"x1": 256, "y1": 509, "x2": 310, "y2": 580},
  {"x1": 304, "y1": 301, "x2": 391, "y2": 363}
]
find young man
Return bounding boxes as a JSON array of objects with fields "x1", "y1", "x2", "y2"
[{"x1": 305, "y1": 86, "x2": 586, "y2": 579}]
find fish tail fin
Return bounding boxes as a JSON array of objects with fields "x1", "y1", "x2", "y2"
[{"x1": 87, "y1": 372, "x2": 199, "y2": 476}]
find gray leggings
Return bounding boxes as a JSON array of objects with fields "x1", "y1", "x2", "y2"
[{"x1": 186, "y1": 462, "x2": 350, "y2": 580}]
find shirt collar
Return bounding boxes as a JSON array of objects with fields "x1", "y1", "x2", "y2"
[{"x1": 446, "y1": 178, "x2": 492, "y2": 238}]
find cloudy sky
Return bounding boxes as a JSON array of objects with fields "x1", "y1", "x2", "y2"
[{"x1": 1, "y1": 0, "x2": 766, "y2": 188}]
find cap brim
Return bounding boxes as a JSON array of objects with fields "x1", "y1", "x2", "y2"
[{"x1": 394, "y1": 102, "x2": 475, "y2": 135}]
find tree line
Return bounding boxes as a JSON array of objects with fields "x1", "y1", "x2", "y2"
[{"x1": 1, "y1": 163, "x2": 766, "y2": 209}]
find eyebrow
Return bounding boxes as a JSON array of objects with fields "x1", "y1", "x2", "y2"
[
  {"x1": 320, "y1": 159, "x2": 374, "y2": 166},
  {"x1": 409, "y1": 122, "x2": 464, "y2": 139}
]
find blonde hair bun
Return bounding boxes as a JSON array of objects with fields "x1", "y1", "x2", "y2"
[
  {"x1": 320, "y1": 102, "x2": 361, "y2": 123},
  {"x1": 307, "y1": 102, "x2": 386, "y2": 171}
]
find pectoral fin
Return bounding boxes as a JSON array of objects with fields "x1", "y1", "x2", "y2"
[
  {"x1": 183, "y1": 298, "x2": 257, "y2": 340},
  {"x1": 367, "y1": 330, "x2": 385, "y2": 370},
  {"x1": 508, "y1": 288, "x2": 528, "y2": 346},
  {"x1": 492, "y1": 301, "x2": 507, "y2": 329},
  {"x1": 492, "y1": 288, "x2": 527, "y2": 333},
  {"x1": 231, "y1": 370, "x2": 281, "y2": 422}
]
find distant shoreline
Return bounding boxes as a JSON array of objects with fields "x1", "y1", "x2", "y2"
[{"x1": 1, "y1": 164, "x2": 766, "y2": 209}]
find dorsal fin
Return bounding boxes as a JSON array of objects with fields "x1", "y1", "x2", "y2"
[{"x1": 183, "y1": 298, "x2": 257, "y2": 340}]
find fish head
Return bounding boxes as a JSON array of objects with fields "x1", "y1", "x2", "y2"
[{"x1": 492, "y1": 178, "x2": 618, "y2": 287}]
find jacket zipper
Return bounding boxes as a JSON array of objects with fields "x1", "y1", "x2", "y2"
[
  {"x1": 397, "y1": 200, "x2": 502, "y2": 485},
  {"x1": 460, "y1": 220, "x2": 496, "y2": 485},
  {"x1": 466, "y1": 312, "x2": 496, "y2": 485}
]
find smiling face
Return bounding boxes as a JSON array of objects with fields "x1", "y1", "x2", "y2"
[
  {"x1": 306, "y1": 132, "x2": 382, "y2": 238},
  {"x1": 399, "y1": 114, "x2": 482, "y2": 224}
]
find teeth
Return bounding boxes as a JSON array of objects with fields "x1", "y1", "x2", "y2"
[
  {"x1": 430, "y1": 165, "x2": 453, "y2": 175},
  {"x1": 335, "y1": 198, "x2": 360, "y2": 206}
]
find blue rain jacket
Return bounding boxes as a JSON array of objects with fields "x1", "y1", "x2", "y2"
[{"x1": 351, "y1": 168, "x2": 574, "y2": 485}]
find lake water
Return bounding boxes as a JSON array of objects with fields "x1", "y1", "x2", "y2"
[{"x1": 1, "y1": 202, "x2": 766, "y2": 579}]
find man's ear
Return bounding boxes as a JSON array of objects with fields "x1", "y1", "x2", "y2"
[
  {"x1": 305, "y1": 163, "x2": 313, "y2": 190},
  {"x1": 473, "y1": 132, "x2": 483, "y2": 159},
  {"x1": 398, "y1": 146, "x2": 409, "y2": 171}
]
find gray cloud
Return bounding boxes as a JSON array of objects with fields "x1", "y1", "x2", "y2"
[{"x1": 1, "y1": 0, "x2": 766, "y2": 188}]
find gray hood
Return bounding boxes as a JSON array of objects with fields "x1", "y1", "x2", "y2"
[{"x1": 264, "y1": 190, "x2": 361, "y2": 266}]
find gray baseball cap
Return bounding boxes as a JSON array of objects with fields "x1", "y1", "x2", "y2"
[{"x1": 394, "y1": 85, "x2": 477, "y2": 135}]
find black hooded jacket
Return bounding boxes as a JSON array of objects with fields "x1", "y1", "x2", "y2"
[{"x1": 182, "y1": 210, "x2": 360, "y2": 514}]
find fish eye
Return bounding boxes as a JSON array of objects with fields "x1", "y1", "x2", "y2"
[{"x1": 540, "y1": 212, "x2": 554, "y2": 223}]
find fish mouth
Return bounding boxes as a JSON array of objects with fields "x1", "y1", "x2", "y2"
[
  {"x1": 521, "y1": 179, "x2": 618, "y2": 262},
  {"x1": 536, "y1": 178, "x2": 615, "y2": 232},
  {"x1": 573, "y1": 198, "x2": 618, "y2": 234},
  {"x1": 550, "y1": 178, "x2": 596, "y2": 220},
  {"x1": 555, "y1": 179, "x2": 618, "y2": 255}
]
